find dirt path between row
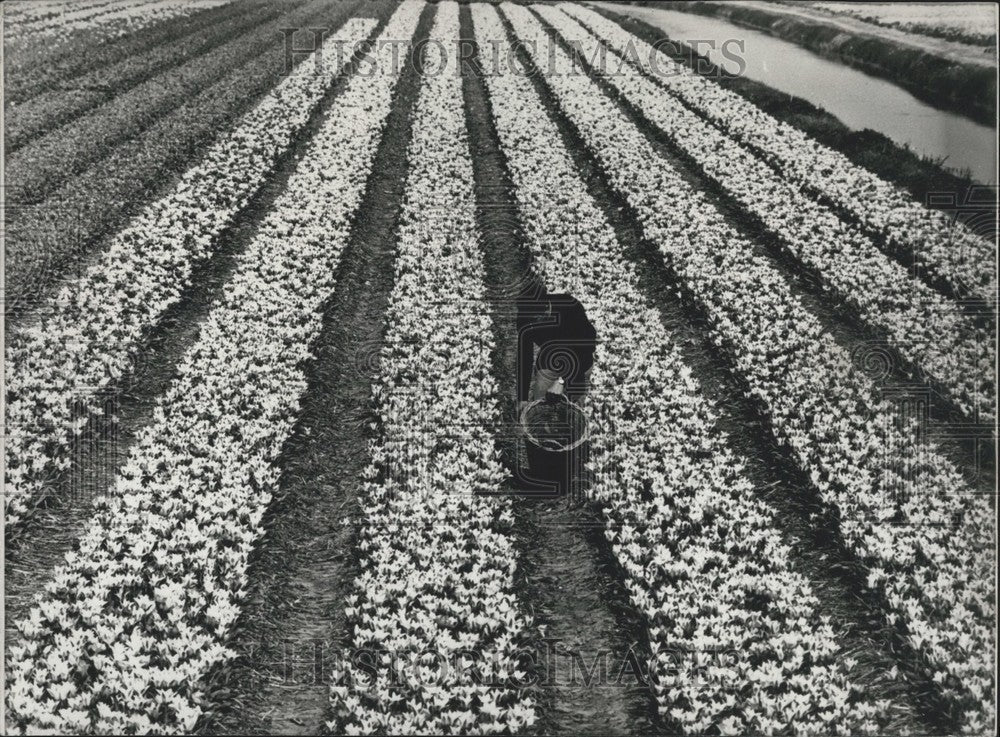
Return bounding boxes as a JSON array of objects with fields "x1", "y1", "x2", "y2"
[
  {"x1": 461, "y1": 6, "x2": 661, "y2": 734},
  {"x1": 203, "y1": 4, "x2": 434, "y2": 733},
  {"x1": 506, "y1": 7, "x2": 956, "y2": 733},
  {"x1": 3, "y1": 0, "x2": 360, "y2": 325},
  {"x1": 3, "y1": 0, "x2": 394, "y2": 705}
]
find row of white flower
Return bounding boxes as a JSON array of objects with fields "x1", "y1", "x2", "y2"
[
  {"x1": 536, "y1": 4, "x2": 993, "y2": 425},
  {"x1": 3, "y1": 5, "x2": 422, "y2": 734},
  {"x1": 561, "y1": 3, "x2": 995, "y2": 305},
  {"x1": 327, "y1": 5, "x2": 536, "y2": 734},
  {"x1": 503, "y1": 4, "x2": 995, "y2": 732},
  {"x1": 3, "y1": 15, "x2": 377, "y2": 532},
  {"x1": 473, "y1": 5, "x2": 887, "y2": 734}
]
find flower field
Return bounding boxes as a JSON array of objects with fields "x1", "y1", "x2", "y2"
[
  {"x1": 328, "y1": 7, "x2": 534, "y2": 731},
  {"x1": 3, "y1": 1, "x2": 995, "y2": 734},
  {"x1": 471, "y1": 6, "x2": 886, "y2": 732},
  {"x1": 4, "y1": 12, "x2": 377, "y2": 531},
  {"x1": 539, "y1": 4, "x2": 993, "y2": 425},
  {"x1": 563, "y1": 4, "x2": 996, "y2": 307},
  {"x1": 502, "y1": 3, "x2": 994, "y2": 729}
]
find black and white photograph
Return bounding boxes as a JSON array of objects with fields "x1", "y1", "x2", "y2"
[{"x1": 1, "y1": 0, "x2": 997, "y2": 734}]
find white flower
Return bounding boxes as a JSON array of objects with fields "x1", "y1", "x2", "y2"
[
  {"x1": 495, "y1": 2, "x2": 994, "y2": 731},
  {"x1": 5, "y1": 4, "x2": 423, "y2": 733}
]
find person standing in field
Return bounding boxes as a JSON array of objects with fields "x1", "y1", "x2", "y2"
[
  {"x1": 515, "y1": 286, "x2": 596, "y2": 493},
  {"x1": 516, "y1": 287, "x2": 596, "y2": 406}
]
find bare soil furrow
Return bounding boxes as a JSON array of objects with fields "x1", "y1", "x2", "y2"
[
  {"x1": 502, "y1": 7, "x2": 956, "y2": 733},
  {"x1": 6, "y1": 0, "x2": 277, "y2": 153},
  {"x1": 203, "y1": 5, "x2": 433, "y2": 733},
  {"x1": 4, "y1": 0, "x2": 250, "y2": 104},
  {"x1": 461, "y1": 6, "x2": 661, "y2": 734},
  {"x1": 3, "y1": 0, "x2": 362, "y2": 323},
  {"x1": 536, "y1": 11, "x2": 993, "y2": 490},
  {"x1": 4, "y1": 0, "x2": 394, "y2": 686}
]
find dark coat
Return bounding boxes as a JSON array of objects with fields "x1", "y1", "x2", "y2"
[{"x1": 516, "y1": 293, "x2": 596, "y2": 401}]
